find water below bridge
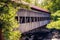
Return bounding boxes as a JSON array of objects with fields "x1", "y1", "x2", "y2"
[{"x1": 20, "y1": 26, "x2": 60, "y2": 40}]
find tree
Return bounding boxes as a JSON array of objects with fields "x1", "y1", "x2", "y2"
[
  {"x1": 47, "y1": 10, "x2": 60, "y2": 29},
  {"x1": 22, "y1": 0, "x2": 40, "y2": 7},
  {"x1": 0, "y1": 0, "x2": 32, "y2": 40},
  {"x1": 0, "y1": 0, "x2": 21, "y2": 40},
  {"x1": 41, "y1": 0, "x2": 60, "y2": 29}
]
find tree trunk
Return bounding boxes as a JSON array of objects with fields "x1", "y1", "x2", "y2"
[{"x1": 0, "y1": 28, "x2": 3, "y2": 40}]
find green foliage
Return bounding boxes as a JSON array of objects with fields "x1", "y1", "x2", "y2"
[
  {"x1": 23, "y1": 0, "x2": 31, "y2": 3},
  {"x1": 42, "y1": 0, "x2": 60, "y2": 13},
  {"x1": 0, "y1": 0, "x2": 21, "y2": 40},
  {"x1": 47, "y1": 11, "x2": 60, "y2": 29},
  {"x1": 49, "y1": 0, "x2": 60, "y2": 13},
  {"x1": 41, "y1": 0, "x2": 60, "y2": 29},
  {"x1": 46, "y1": 10, "x2": 60, "y2": 29},
  {"x1": 19, "y1": 3, "x2": 31, "y2": 9},
  {"x1": 51, "y1": 10, "x2": 60, "y2": 21},
  {"x1": 3, "y1": 31, "x2": 20, "y2": 40},
  {"x1": 40, "y1": 0, "x2": 52, "y2": 10},
  {"x1": 0, "y1": 0, "x2": 31, "y2": 40},
  {"x1": 46, "y1": 20, "x2": 60, "y2": 29}
]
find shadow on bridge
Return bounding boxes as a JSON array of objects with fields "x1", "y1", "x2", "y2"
[{"x1": 20, "y1": 27, "x2": 60, "y2": 40}]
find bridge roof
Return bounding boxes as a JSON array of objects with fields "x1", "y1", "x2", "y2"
[{"x1": 30, "y1": 5, "x2": 49, "y2": 13}]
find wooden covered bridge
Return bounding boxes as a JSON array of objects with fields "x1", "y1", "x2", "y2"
[
  {"x1": 16, "y1": 5, "x2": 51, "y2": 40},
  {"x1": 16, "y1": 5, "x2": 51, "y2": 33}
]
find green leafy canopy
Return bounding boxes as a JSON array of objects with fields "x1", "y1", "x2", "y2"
[{"x1": 0, "y1": 0, "x2": 21, "y2": 40}]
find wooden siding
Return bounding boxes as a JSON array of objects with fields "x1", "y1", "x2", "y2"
[{"x1": 16, "y1": 9, "x2": 50, "y2": 33}]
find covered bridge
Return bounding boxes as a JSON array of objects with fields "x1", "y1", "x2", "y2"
[{"x1": 16, "y1": 4, "x2": 51, "y2": 33}]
